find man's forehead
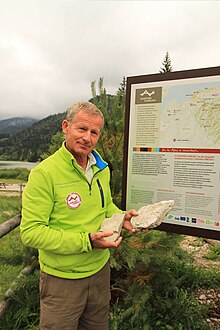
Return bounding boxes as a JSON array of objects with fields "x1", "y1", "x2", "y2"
[{"x1": 74, "y1": 112, "x2": 103, "y2": 125}]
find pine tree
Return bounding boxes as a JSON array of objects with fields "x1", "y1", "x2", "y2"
[
  {"x1": 160, "y1": 51, "x2": 173, "y2": 73},
  {"x1": 91, "y1": 77, "x2": 126, "y2": 206},
  {"x1": 40, "y1": 131, "x2": 65, "y2": 160}
]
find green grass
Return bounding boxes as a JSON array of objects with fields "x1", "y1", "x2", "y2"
[
  {"x1": 189, "y1": 237, "x2": 204, "y2": 247},
  {"x1": 0, "y1": 190, "x2": 39, "y2": 329},
  {"x1": 0, "y1": 195, "x2": 25, "y2": 302},
  {"x1": 0, "y1": 168, "x2": 29, "y2": 182},
  {"x1": 0, "y1": 270, "x2": 40, "y2": 330},
  {"x1": 205, "y1": 244, "x2": 220, "y2": 261},
  {"x1": 0, "y1": 195, "x2": 21, "y2": 223},
  {"x1": 0, "y1": 227, "x2": 25, "y2": 301},
  {"x1": 0, "y1": 178, "x2": 25, "y2": 184}
]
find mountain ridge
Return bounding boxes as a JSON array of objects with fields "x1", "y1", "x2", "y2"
[
  {"x1": 0, "y1": 117, "x2": 38, "y2": 135},
  {"x1": 0, "y1": 112, "x2": 65, "y2": 161}
]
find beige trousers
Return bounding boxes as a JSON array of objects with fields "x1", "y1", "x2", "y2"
[{"x1": 39, "y1": 262, "x2": 110, "y2": 330}]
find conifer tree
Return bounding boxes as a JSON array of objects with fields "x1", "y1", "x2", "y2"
[
  {"x1": 160, "y1": 51, "x2": 173, "y2": 73},
  {"x1": 91, "y1": 77, "x2": 126, "y2": 206},
  {"x1": 40, "y1": 131, "x2": 65, "y2": 160}
]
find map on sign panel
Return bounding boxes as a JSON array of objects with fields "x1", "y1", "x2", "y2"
[{"x1": 160, "y1": 82, "x2": 220, "y2": 148}]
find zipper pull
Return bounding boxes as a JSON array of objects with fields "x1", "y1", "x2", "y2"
[{"x1": 97, "y1": 179, "x2": 105, "y2": 208}]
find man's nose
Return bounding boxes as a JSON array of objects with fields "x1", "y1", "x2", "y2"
[{"x1": 82, "y1": 131, "x2": 91, "y2": 141}]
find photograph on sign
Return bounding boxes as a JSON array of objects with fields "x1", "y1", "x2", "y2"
[{"x1": 122, "y1": 67, "x2": 220, "y2": 240}]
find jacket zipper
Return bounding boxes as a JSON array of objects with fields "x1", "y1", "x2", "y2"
[
  {"x1": 72, "y1": 160, "x2": 104, "y2": 205},
  {"x1": 96, "y1": 179, "x2": 105, "y2": 208}
]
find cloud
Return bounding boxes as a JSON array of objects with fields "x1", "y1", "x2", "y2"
[{"x1": 0, "y1": 0, "x2": 220, "y2": 119}]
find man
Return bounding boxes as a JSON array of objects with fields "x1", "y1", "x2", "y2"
[{"x1": 20, "y1": 101, "x2": 138, "y2": 330}]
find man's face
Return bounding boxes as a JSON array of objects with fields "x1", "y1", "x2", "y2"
[{"x1": 62, "y1": 110, "x2": 103, "y2": 158}]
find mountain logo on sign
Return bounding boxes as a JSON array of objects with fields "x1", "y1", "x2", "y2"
[{"x1": 140, "y1": 90, "x2": 155, "y2": 97}]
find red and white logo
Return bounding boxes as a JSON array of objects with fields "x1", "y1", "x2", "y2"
[{"x1": 66, "y1": 192, "x2": 82, "y2": 209}]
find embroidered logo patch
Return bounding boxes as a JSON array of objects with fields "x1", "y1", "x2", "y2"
[{"x1": 66, "y1": 192, "x2": 81, "y2": 209}]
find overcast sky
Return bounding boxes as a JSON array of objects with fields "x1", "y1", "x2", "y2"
[{"x1": 0, "y1": 0, "x2": 220, "y2": 120}]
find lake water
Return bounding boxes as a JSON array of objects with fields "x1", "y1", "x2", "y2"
[{"x1": 0, "y1": 161, "x2": 38, "y2": 170}]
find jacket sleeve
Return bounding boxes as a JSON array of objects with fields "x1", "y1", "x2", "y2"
[{"x1": 20, "y1": 168, "x2": 92, "y2": 254}]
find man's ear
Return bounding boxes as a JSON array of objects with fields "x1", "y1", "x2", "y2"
[{"x1": 62, "y1": 119, "x2": 69, "y2": 133}]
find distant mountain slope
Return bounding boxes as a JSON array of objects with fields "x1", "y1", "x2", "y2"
[
  {"x1": 0, "y1": 117, "x2": 38, "y2": 135},
  {"x1": 0, "y1": 112, "x2": 66, "y2": 161}
]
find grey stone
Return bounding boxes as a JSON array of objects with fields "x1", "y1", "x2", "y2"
[
  {"x1": 100, "y1": 200, "x2": 174, "y2": 242},
  {"x1": 131, "y1": 200, "x2": 174, "y2": 230},
  {"x1": 99, "y1": 213, "x2": 125, "y2": 242}
]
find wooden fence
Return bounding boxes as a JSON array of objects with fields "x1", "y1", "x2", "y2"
[
  {"x1": 0, "y1": 214, "x2": 21, "y2": 239},
  {"x1": 0, "y1": 214, "x2": 20, "y2": 317},
  {"x1": 0, "y1": 201, "x2": 37, "y2": 318},
  {"x1": 0, "y1": 182, "x2": 25, "y2": 197}
]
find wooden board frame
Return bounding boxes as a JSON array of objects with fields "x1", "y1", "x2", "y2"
[{"x1": 122, "y1": 66, "x2": 220, "y2": 240}]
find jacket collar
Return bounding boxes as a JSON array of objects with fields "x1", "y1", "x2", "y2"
[{"x1": 59, "y1": 141, "x2": 108, "y2": 171}]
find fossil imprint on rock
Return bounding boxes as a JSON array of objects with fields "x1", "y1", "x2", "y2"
[{"x1": 100, "y1": 200, "x2": 175, "y2": 242}]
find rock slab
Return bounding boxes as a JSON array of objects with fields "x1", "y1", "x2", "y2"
[
  {"x1": 131, "y1": 200, "x2": 174, "y2": 230},
  {"x1": 100, "y1": 200, "x2": 174, "y2": 242},
  {"x1": 99, "y1": 213, "x2": 125, "y2": 242}
]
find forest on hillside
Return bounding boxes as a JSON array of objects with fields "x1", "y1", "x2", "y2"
[{"x1": 0, "y1": 113, "x2": 66, "y2": 161}]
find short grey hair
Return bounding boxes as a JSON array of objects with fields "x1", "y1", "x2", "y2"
[{"x1": 66, "y1": 102, "x2": 104, "y2": 126}]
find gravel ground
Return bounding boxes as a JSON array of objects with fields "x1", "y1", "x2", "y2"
[{"x1": 181, "y1": 236, "x2": 220, "y2": 329}]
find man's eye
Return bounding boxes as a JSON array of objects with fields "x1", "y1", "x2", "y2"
[{"x1": 91, "y1": 131, "x2": 98, "y2": 136}]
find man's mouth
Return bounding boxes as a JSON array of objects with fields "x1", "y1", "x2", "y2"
[{"x1": 78, "y1": 143, "x2": 91, "y2": 149}]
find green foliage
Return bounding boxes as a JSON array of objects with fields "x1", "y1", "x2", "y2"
[
  {"x1": 0, "y1": 113, "x2": 65, "y2": 162},
  {"x1": 0, "y1": 195, "x2": 21, "y2": 223},
  {"x1": 0, "y1": 168, "x2": 30, "y2": 182},
  {"x1": 0, "y1": 226, "x2": 25, "y2": 301},
  {"x1": 40, "y1": 131, "x2": 65, "y2": 160},
  {"x1": 160, "y1": 51, "x2": 173, "y2": 73},
  {"x1": 0, "y1": 196, "x2": 23, "y2": 301},
  {"x1": 0, "y1": 136, "x2": 10, "y2": 156},
  {"x1": 0, "y1": 270, "x2": 40, "y2": 329},
  {"x1": 0, "y1": 133, "x2": 10, "y2": 139},
  {"x1": 109, "y1": 231, "x2": 219, "y2": 329},
  {"x1": 91, "y1": 77, "x2": 126, "y2": 207},
  {"x1": 205, "y1": 244, "x2": 220, "y2": 261}
]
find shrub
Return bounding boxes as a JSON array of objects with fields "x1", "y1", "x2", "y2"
[
  {"x1": 109, "y1": 231, "x2": 220, "y2": 329},
  {"x1": 0, "y1": 168, "x2": 29, "y2": 181}
]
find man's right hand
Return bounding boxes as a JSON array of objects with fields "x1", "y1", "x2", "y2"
[{"x1": 89, "y1": 231, "x2": 122, "y2": 249}]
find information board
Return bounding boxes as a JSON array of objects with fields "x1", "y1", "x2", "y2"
[{"x1": 122, "y1": 66, "x2": 220, "y2": 240}]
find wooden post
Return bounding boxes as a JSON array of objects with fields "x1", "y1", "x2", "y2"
[
  {"x1": 19, "y1": 183, "x2": 22, "y2": 198},
  {"x1": 0, "y1": 260, "x2": 38, "y2": 319},
  {"x1": 0, "y1": 215, "x2": 21, "y2": 239}
]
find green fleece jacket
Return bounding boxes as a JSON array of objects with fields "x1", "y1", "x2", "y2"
[{"x1": 20, "y1": 142, "x2": 122, "y2": 279}]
